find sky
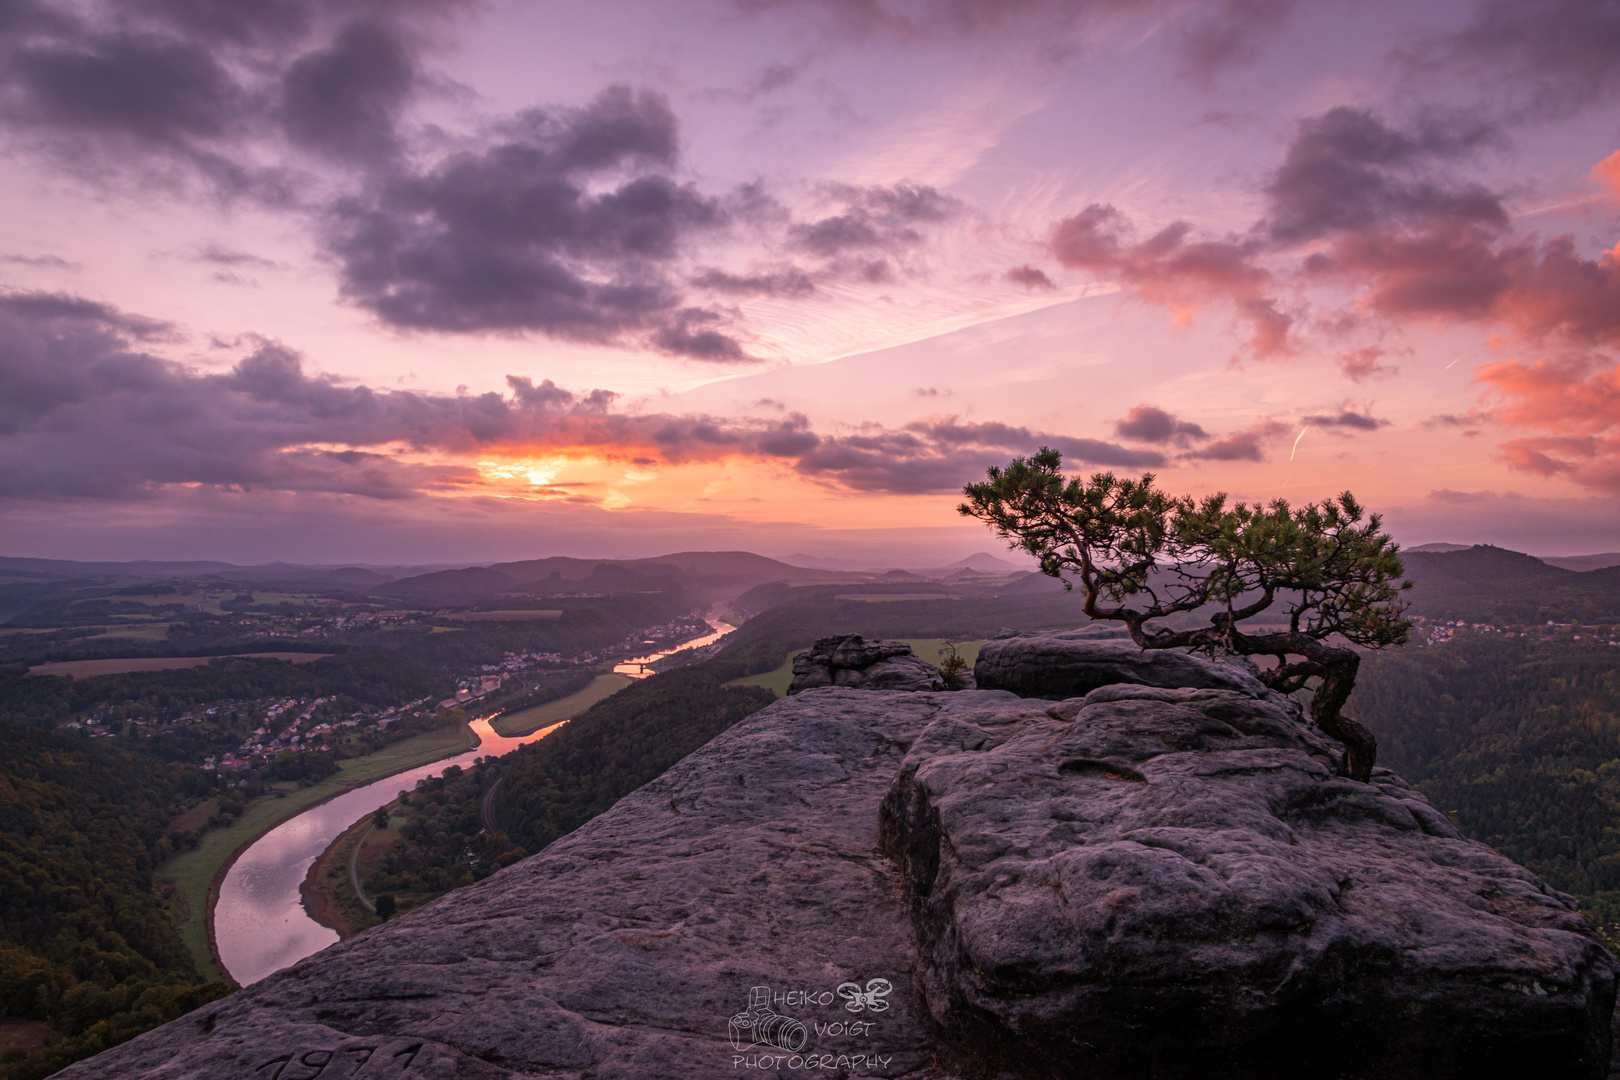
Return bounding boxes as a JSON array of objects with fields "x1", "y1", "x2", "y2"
[{"x1": 0, "y1": 0, "x2": 1617, "y2": 565}]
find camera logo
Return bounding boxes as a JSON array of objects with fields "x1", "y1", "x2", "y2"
[
  {"x1": 729, "y1": 986, "x2": 809, "y2": 1053},
  {"x1": 836, "y1": 978, "x2": 892, "y2": 1013}
]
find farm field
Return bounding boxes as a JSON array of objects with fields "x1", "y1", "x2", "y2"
[{"x1": 28, "y1": 652, "x2": 332, "y2": 677}]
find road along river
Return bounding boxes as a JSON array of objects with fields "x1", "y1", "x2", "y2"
[{"x1": 214, "y1": 617, "x2": 736, "y2": 985}]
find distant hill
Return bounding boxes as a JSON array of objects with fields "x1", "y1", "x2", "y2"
[
  {"x1": 381, "y1": 551, "x2": 865, "y2": 607},
  {"x1": 374, "y1": 566, "x2": 529, "y2": 605},
  {"x1": 1401, "y1": 545, "x2": 1620, "y2": 624},
  {"x1": 1542, "y1": 552, "x2": 1620, "y2": 572},
  {"x1": 948, "y1": 552, "x2": 1032, "y2": 573}
]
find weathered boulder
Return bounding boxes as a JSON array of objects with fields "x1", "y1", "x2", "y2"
[
  {"x1": 788, "y1": 634, "x2": 946, "y2": 693},
  {"x1": 64, "y1": 687, "x2": 1617, "y2": 1080},
  {"x1": 974, "y1": 626, "x2": 1269, "y2": 700},
  {"x1": 880, "y1": 683, "x2": 1619, "y2": 1079}
]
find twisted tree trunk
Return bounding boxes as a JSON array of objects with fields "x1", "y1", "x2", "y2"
[{"x1": 1231, "y1": 632, "x2": 1377, "y2": 782}]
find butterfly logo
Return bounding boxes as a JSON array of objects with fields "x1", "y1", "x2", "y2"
[{"x1": 836, "y1": 978, "x2": 892, "y2": 1013}]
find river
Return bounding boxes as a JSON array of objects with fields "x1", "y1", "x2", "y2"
[
  {"x1": 214, "y1": 616, "x2": 735, "y2": 986},
  {"x1": 612, "y1": 616, "x2": 735, "y2": 677}
]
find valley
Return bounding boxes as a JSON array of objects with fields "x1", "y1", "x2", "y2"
[{"x1": 3, "y1": 543, "x2": 1620, "y2": 1079}]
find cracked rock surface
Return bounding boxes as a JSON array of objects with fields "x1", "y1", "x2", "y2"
[
  {"x1": 789, "y1": 634, "x2": 946, "y2": 694},
  {"x1": 973, "y1": 628, "x2": 1270, "y2": 700},
  {"x1": 65, "y1": 681, "x2": 1618, "y2": 1080},
  {"x1": 880, "y1": 684, "x2": 1618, "y2": 1080}
]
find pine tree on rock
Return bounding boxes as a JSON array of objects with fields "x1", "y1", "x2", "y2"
[{"x1": 960, "y1": 448, "x2": 1411, "y2": 781}]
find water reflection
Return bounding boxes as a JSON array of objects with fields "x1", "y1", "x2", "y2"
[
  {"x1": 216, "y1": 615, "x2": 736, "y2": 985},
  {"x1": 213, "y1": 716, "x2": 560, "y2": 986},
  {"x1": 613, "y1": 617, "x2": 735, "y2": 677}
]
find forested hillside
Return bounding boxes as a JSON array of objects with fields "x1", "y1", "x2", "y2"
[
  {"x1": 0, "y1": 727, "x2": 230, "y2": 1080},
  {"x1": 494, "y1": 666, "x2": 777, "y2": 855},
  {"x1": 1400, "y1": 546, "x2": 1620, "y2": 624},
  {"x1": 317, "y1": 665, "x2": 778, "y2": 928},
  {"x1": 1353, "y1": 634, "x2": 1620, "y2": 926}
]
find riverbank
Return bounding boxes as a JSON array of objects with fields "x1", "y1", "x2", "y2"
[
  {"x1": 492, "y1": 672, "x2": 631, "y2": 736},
  {"x1": 156, "y1": 718, "x2": 478, "y2": 983},
  {"x1": 300, "y1": 811, "x2": 388, "y2": 940}
]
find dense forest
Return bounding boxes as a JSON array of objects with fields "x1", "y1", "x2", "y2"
[
  {"x1": 336, "y1": 665, "x2": 778, "y2": 922},
  {"x1": 1353, "y1": 634, "x2": 1620, "y2": 926},
  {"x1": 493, "y1": 666, "x2": 777, "y2": 855},
  {"x1": 347, "y1": 760, "x2": 519, "y2": 923},
  {"x1": 0, "y1": 727, "x2": 230, "y2": 1080}
]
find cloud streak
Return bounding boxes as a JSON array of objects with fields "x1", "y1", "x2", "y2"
[{"x1": 0, "y1": 290, "x2": 1162, "y2": 501}]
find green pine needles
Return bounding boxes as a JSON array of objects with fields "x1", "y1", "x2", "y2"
[{"x1": 961, "y1": 447, "x2": 1411, "y2": 781}]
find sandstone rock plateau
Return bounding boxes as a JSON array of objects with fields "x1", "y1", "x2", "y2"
[
  {"x1": 788, "y1": 634, "x2": 946, "y2": 694},
  {"x1": 65, "y1": 637, "x2": 1618, "y2": 1080}
]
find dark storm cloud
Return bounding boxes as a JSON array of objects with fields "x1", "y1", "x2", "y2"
[
  {"x1": 1279, "y1": 112, "x2": 1620, "y2": 341},
  {"x1": 650, "y1": 308, "x2": 753, "y2": 362},
  {"x1": 129, "y1": 0, "x2": 316, "y2": 48},
  {"x1": 0, "y1": 291, "x2": 1142, "y2": 499},
  {"x1": 0, "y1": 0, "x2": 74, "y2": 36},
  {"x1": 3, "y1": 31, "x2": 245, "y2": 143},
  {"x1": 1424, "y1": 0, "x2": 1620, "y2": 119},
  {"x1": 1114, "y1": 404, "x2": 1209, "y2": 445},
  {"x1": 324, "y1": 86, "x2": 749, "y2": 357},
  {"x1": 0, "y1": 3, "x2": 952, "y2": 354},
  {"x1": 281, "y1": 19, "x2": 416, "y2": 164},
  {"x1": 0, "y1": 291, "x2": 172, "y2": 338},
  {"x1": 0, "y1": 0, "x2": 463, "y2": 188}
]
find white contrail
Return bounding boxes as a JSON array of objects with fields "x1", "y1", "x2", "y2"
[
  {"x1": 1445, "y1": 355, "x2": 1463, "y2": 369},
  {"x1": 1290, "y1": 426, "x2": 1308, "y2": 461}
]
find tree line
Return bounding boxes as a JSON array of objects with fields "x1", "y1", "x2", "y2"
[
  {"x1": 1353, "y1": 634, "x2": 1620, "y2": 926},
  {"x1": 0, "y1": 726, "x2": 231, "y2": 1080}
]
